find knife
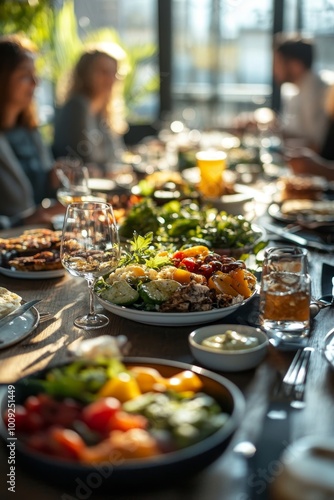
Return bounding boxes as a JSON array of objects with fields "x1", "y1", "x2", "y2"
[
  {"x1": 0, "y1": 299, "x2": 41, "y2": 330},
  {"x1": 261, "y1": 221, "x2": 334, "y2": 252},
  {"x1": 237, "y1": 366, "x2": 306, "y2": 499}
]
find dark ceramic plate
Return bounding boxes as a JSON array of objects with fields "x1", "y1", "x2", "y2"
[{"x1": 0, "y1": 357, "x2": 245, "y2": 492}]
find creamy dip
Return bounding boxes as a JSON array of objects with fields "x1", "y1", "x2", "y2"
[{"x1": 201, "y1": 329, "x2": 259, "y2": 351}]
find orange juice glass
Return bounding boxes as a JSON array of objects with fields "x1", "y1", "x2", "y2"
[{"x1": 196, "y1": 150, "x2": 227, "y2": 198}]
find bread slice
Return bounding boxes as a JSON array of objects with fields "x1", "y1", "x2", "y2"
[{"x1": 0, "y1": 287, "x2": 22, "y2": 318}]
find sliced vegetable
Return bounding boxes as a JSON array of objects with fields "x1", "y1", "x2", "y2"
[
  {"x1": 108, "y1": 411, "x2": 148, "y2": 432},
  {"x1": 109, "y1": 428, "x2": 161, "y2": 459},
  {"x1": 82, "y1": 397, "x2": 121, "y2": 432},
  {"x1": 98, "y1": 372, "x2": 142, "y2": 402},
  {"x1": 208, "y1": 272, "x2": 241, "y2": 297},
  {"x1": 229, "y1": 268, "x2": 254, "y2": 298},
  {"x1": 130, "y1": 366, "x2": 166, "y2": 392},
  {"x1": 100, "y1": 280, "x2": 139, "y2": 306},
  {"x1": 174, "y1": 245, "x2": 209, "y2": 258},
  {"x1": 172, "y1": 268, "x2": 193, "y2": 284},
  {"x1": 164, "y1": 370, "x2": 203, "y2": 392},
  {"x1": 138, "y1": 279, "x2": 181, "y2": 305},
  {"x1": 50, "y1": 427, "x2": 86, "y2": 459}
]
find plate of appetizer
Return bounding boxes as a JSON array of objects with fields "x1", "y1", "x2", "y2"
[
  {"x1": 95, "y1": 234, "x2": 257, "y2": 326},
  {"x1": 0, "y1": 343, "x2": 245, "y2": 489},
  {"x1": 0, "y1": 228, "x2": 65, "y2": 279},
  {"x1": 0, "y1": 287, "x2": 40, "y2": 349},
  {"x1": 268, "y1": 200, "x2": 334, "y2": 225}
]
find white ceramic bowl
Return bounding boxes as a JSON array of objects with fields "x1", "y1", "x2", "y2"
[
  {"x1": 205, "y1": 192, "x2": 254, "y2": 215},
  {"x1": 189, "y1": 324, "x2": 268, "y2": 372}
]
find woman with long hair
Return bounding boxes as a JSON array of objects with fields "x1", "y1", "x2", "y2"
[
  {"x1": 0, "y1": 34, "x2": 62, "y2": 228},
  {"x1": 52, "y1": 48, "x2": 127, "y2": 176}
]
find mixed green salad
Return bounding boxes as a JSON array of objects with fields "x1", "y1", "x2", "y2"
[{"x1": 118, "y1": 199, "x2": 266, "y2": 254}]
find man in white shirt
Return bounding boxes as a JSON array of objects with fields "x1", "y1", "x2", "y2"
[{"x1": 273, "y1": 34, "x2": 328, "y2": 153}]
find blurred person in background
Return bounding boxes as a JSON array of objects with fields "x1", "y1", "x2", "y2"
[
  {"x1": 233, "y1": 34, "x2": 328, "y2": 156},
  {"x1": 52, "y1": 48, "x2": 127, "y2": 177},
  {"x1": 287, "y1": 84, "x2": 334, "y2": 181},
  {"x1": 0, "y1": 34, "x2": 63, "y2": 230},
  {"x1": 273, "y1": 33, "x2": 329, "y2": 153}
]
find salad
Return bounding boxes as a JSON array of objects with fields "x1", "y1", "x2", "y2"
[
  {"x1": 3, "y1": 357, "x2": 230, "y2": 463},
  {"x1": 118, "y1": 199, "x2": 266, "y2": 255},
  {"x1": 95, "y1": 234, "x2": 256, "y2": 313}
]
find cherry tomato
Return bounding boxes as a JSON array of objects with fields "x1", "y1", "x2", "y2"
[
  {"x1": 197, "y1": 263, "x2": 214, "y2": 279},
  {"x1": 204, "y1": 253, "x2": 221, "y2": 263},
  {"x1": 172, "y1": 250, "x2": 185, "y2": 262},
  {"x1": 25, "y1": 395, "x2": 43, "y2": 413},
  {"x1": 24, "y1": 411, "x2": 45, "y2": 432},
  {"x1": 82, "y1": 397, "x2": 121, "y2": 432},
  {"x1": 235, "y1": 260, "x2": 247, "y2": 269},
  {"x1": 210, "y1": 260, "x2": 224, "y2": 271},
  {"x1": 49, "y1": 427, "x2": 86, "y2": 460},
  {"x1": 221, "y1": 262, "x2": 242, "y2": 273},
  {"x1": 180, "y1": 257, "x2": 200, "y2": 273}
]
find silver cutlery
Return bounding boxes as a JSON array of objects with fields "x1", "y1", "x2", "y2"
[
  {"x1": 261, "y1": 221, "x2": 334, "y2": 252},
  {"x1": 281, "y1": 346, "x2": 314, "y2": 401}
]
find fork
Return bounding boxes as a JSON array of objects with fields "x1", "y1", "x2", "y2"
[{"x1": 281, "y1": 346, "x2": 314, "y2": 401}]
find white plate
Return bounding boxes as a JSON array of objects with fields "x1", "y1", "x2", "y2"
[
  {"x1": 0, "y1": 267, "x2": 65, "y2": 280},
  {"x1": 0, "y1": 306, "x2": 39, "y2": 349},
  {"x1": 97, "y1": 293, "x2": 255, "y2": 327}
]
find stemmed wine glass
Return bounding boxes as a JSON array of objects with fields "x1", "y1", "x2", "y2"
[{"x1": 60, "y1": 202, "x2": 120, "y2": 329}]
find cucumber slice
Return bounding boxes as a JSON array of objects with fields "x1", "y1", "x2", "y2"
[
  {"x1": 138, "y1": 279, "x2": 181, "y2": 305},
  {"x1": 100, "y1": 280, "x2": 139, "y2": 306}
]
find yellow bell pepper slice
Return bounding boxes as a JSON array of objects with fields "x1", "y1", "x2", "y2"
[
  {"x1": 98, "y1": 372, "x2": 141, "y2": 402},
  {"x1": 164, "y1": 370, "x2": 203, "y2": 392}
]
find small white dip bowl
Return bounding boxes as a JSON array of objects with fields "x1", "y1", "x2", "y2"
[{"x1": 189, "y1": 324, "x2": 269, "y2": 372}]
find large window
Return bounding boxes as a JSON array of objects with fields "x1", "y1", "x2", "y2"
[
  {"x1": 171, "y1": 0, "x2": 334, "y2": 129},
  {"x1": 74, "y1": 0, "x2": 159, "y2": 123},
  {"x1": 172, "y1": 0, "x2": 274, "y2": 128},
  {"x1": 4, "y1": 0, "x2": 334, "y2": 131}
]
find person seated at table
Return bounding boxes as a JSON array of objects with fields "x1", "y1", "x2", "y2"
[
  {"x1": 234, "y1": 34, "x2": 329, "y2": 154},
  {"x1": 286, "y1": 84, "x2": 334, "y2": 181},
  {"x1": 273, "y1": 33, "x2": 329, "y2": 153},
  {"x1": 52, "y1": 48, "x2": 127, "y2": 177},
  {"x1": 0, "y1": 34, "x2": 63, "y2": 230}
]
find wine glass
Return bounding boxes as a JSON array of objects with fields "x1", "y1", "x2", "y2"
[
  {"x1": 56, "y1": 158, "x2": 92, "y2": 207},
  {"x1": 60, "y1": 202, "x2": 120, "y2": 329}
]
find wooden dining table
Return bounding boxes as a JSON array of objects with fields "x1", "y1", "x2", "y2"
[{"x1": 0, "y1": 225, "x2": 334, "y2": 500}]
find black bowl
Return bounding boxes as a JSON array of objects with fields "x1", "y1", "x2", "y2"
[{"x1": 0, "y1": 357, "x2": 245, "y2": 492}]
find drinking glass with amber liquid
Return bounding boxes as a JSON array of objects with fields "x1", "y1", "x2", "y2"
[
  {"x1": 260, "y1": 246, "x2": 311, "y2": 344},
  {"x1": 196, "y1": 150, "x2": 227, "y2": 198}
]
